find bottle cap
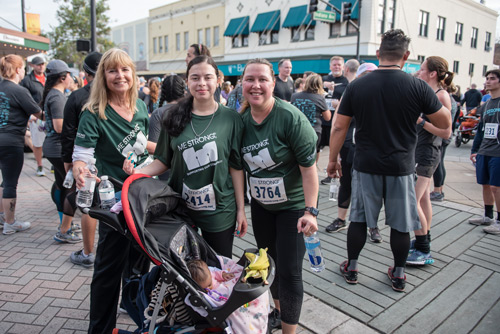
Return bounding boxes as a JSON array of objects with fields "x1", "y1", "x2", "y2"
[{"x1": 101, "y1": 175, "x2": 108, "y2": 181}]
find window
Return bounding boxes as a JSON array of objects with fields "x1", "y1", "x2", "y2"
[
  {"x1": 164, "y1": 35, "x2": 169, "y2": 53},
  {"x1": 232, "y1": 34, "x2": 248, "y2": 48},
  {"x1": 378, "y1": 0, "x2": 396, "y2": 35},
  {"x1": 387, "y1": 0, "x2": 396, "y2": 30},
  {"x1": 347, "y1": 21, "x2": 358, "y2": 36},
  {"x1": 455, "y1": 22, "x2": 463, "y2": 45},
  {"x1": 270, "y1": 31, "x2": 279, "y2": 44},
  {"x1": 305, "y1": 25, "x2": 315, "y2": 41},
  {"x1": 198, "y1": 29, "x2": 203, "y2": 44},
  {"x1": 453, "y1": 60, "x2": 459, "y2": 74},
  {"x1": 483, "y1": 65, "x2": 488, "y2": 77},
  {"x1": 184, "y1": 31, "x2": 189, "y2": 50},
  {"x1": 485, "y1": 32, "x2": 491, "y2": 51},
  {"x1": 417, "y1": 55, "x2": 425, "y2": 63},
  {"x1": 419, "y1": 11, "x2": 429, "y2": 37},
  {"x1": 153, "y1": 37, "x2": 157, "y2": 54},
  {"x1": 259, "y1": 32, "x2": 268, "y2": 45},
  {"x1": 176, "y1": 33, "x2": 180, "y2": 51},
  {"x1": 329, "y1": 22, "x2": 341, "y2": 38},
  {"x1": 471, "y1": 27, "x2": 478, "y2": 48},
  {"x1": 242, "y1": 35, "x2": 248, "y2": 47},
  {"x1": 377, "y1": 0, "x2": 385, "y2": 34},
  {"x1": 469, "y1": 63, "x2": 474, "y2": 76},
  {"x1": 214, "y1": 26, "x2": 220, "y2": 47},
  {"x1": 436, "y1": 16, "x2": 445, "y2": 41},
  {"x1": 291, "y1": 27, "x2": 300, "y2": 42},
  {"x1": 205, "y1": 28, "x2": 211, "y2": 47},
  {"x1": 159, "y1": 36, "x2": 163, "y2": 53}
]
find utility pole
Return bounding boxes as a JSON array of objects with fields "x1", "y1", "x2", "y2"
[
  {"x1": 21, "y1": 0, "x2": 26, "y2": 32},
  {"x1": 90, "y1": 0, "x2": 97, "y2": 52}
]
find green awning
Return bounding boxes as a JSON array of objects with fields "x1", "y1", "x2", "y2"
[
  {"x1": 251, "y1": 10, "x2": 281, "y2": 33},
  {"x1": 224, "y1": 16, "x2": 250, "y2": 36},
  {"x1": 282, "y1": 5, "x2": 316, "y2": 28}
]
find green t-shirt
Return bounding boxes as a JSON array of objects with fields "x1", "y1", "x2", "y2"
[
  {"x1": 154, "y1": 104, "x2": 243, "y2": 233},
  {"x1": 241, "y1": 98, "x2": 317, "y2": 211},
  {"x1": 75, "y1": 99, "x2": 150, "y2": 187}
]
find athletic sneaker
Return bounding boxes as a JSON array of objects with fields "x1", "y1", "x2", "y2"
[
  {"x1": 70, "y1": 222, "x2": 81, "y2": 233},
  {"x1": 320, "y1": 176, "x2": 332, "y2": 185},
  {"x1": 3, "y1": 220, "x2": 31, "y2": 235},
  {"x1": 406, "y1": 250, "x2": 434, "y2": 265},
  {"x1": 369, "y1": 228, "x2": 383, "y2": 243},
  {"x1": 408, "y1": 239, "x2": 416, "y2": 254},
  {"x1": 54, "y1": 230, "x2": 82, "y2": 244},
  {"x1": 387, "y1": 267, "x2": 406, "y2": 292},
  {"x1": 483, "y1": 221, "x2": 500, "y2": 235},
  {"x1": 469, "y1": 216, "x2": 495, "y2": 226},
  {"x1": 268, "y1": 308, "x2": 282, "y2": 331},
  {"x1": 326, "y1": 218, "x2": 347, "y2": 233},
  {"x1": 339, "y1": 260, "x2": 358, "y2": 284},
  {"x1": 70, "y1": 249, "x2": 95, "y2": 268},
  {"x1": 430, "y1": 191, "x2": 444, "y2": 202},
  {"x1": 36, "y1": 166, "x2": 45, "y2": 177}
]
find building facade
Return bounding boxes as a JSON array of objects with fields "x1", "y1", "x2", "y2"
[{"x1": 111, "y1": 18, "x2": 149, "y2": 71}]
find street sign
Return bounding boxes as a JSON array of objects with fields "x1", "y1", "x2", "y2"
[{"x1": 313, "y1": 10, "x2": 336, "y2": 23}]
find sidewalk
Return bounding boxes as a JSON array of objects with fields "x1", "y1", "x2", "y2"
[{"x1": 0, "y1": 152, "x2": 498, "y2": 333}]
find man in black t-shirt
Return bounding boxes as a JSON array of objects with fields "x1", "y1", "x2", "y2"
[
  {"x1": 273, "y1": 58, "x2": 294, "y2": 101},
  {"x1": 327, "y1": 29, "x2": 451, "y2": 292},
  {"x1": 462, "y1": 83, "x2": 482, "y2": 111}
]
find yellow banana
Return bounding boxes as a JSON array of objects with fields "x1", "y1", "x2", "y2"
[
  {"x1": 248, "y1": 248, "x2": 269, "y2": 270},
  {"x1": 245, "y1": 252, "x2": 256, "y2": 263},
  {"x1": 259, "y1": 268, "x2": 269, "y2": 285}
]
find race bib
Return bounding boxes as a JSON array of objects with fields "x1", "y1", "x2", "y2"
[
  {"x1": 249, "y1": 177, "x2": 287, "y2": 204},
  {"x1": 182, "y1": 183, "x2": 216, "y2": 211},
  {"x1": 484, "y1": 123, "x2": 498, "y2": 139}
]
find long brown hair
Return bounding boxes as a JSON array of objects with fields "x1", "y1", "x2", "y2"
[
  {"x1": 304, "y1": 74, "x2": 325, "y2": 95},
  {"x1": 239, "y1": 58, "x2": 275, "y2": 113},
  {"x1": 426, "y1": 56, "x2": 454, "y2": 90},
  {"x1": 148, "y1": 78, "x2": 160, "y2": 104}
]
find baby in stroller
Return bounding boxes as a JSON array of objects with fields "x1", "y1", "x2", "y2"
[{"x1": 455, "y1": 107, "x2": 480, "y2": 147}]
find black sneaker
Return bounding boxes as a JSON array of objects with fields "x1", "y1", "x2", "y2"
[
  {"x1": 387, "y1": 267, "x2": 406, "y2": 292},
  {"x1": 326, "y1": 218, "x2": 347, "y2": 233},
  {"x1": 339, "y1": 260, "x2": 358, "y2": 284},
  {"x1": 320, "y1": 176, "x2": 332, "y2": 185},
  {"x1": 268, "y1": 308, "x2": 282, "y2": 332},
  {"x1": 369, "y1": 227, "x2": 383, "y2": 243}
]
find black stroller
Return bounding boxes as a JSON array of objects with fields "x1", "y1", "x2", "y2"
[{"x1": 88, "y1": 174, "x2": 275, "y2": 334}]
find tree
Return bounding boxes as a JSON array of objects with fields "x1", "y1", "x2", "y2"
[{"x1": 48, "y1": 0, "x2": 114, "y2": 68}]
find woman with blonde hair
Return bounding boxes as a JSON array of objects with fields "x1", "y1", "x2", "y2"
[
  {"x1": 72, "y1": 48, "x2": 151, "y2": 333},
  {"x1": 0, "y1": 54, "x2": 43, "y2": 235}
]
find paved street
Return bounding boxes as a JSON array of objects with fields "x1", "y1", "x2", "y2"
[{"x1": 0, "y1": 144, "x2": 498, "y2": 333}]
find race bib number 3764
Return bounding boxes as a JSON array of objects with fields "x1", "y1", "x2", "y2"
[
  {"x1": 249, "y1": 177, "x2": 287, "y2": 205},
  {"x1": 182, "y1": 183, "x2": 216, "y2": 211}
]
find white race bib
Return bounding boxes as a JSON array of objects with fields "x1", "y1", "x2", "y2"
[
  {"x1": 484, "y1": 123, "x2": 498, "y2": 139},
  {"x1": 249, "y1": 177, "x2": 287, "y2": 204},
  {"x1": 182, "y1": 183, "x2": 216, "y2": 211}
]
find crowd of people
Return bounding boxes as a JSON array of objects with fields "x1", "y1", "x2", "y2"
[{"x1": 0, "y1": 28, "x2": 499, "y2": 334}]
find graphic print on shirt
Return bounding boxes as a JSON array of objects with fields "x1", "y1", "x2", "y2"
[
  {"x1": 293, "y1": 98, "x2": 317, "y2": 125},
  {"x1": 0, "y1": 93, "x2": 9, "y2": 127},
  {"x1": 242, "y1": 139, "x2": 277, "y2": 172},
  {"x1": 118, "y1": 123, "x2": 148, "y2": 165},
  {"x1": 183, "y1": 141, "x2": 218, "y2": 170}
]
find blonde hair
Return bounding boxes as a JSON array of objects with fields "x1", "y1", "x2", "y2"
[
  {"x1": 304, "y1": 74, "x2": 325, "y2": 95},
  {"x1": 330, "y1": 56, "x2": 344, "y2": 64},
  {"x1": 0, "y1": 54, "x2": 24, "y2": 80},
  {"x1": 83, "y1": 48, "x2": 138, "y2": 120}
]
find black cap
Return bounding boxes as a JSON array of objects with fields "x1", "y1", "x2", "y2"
[
  {"x1": 83, "y1": 52, "x2": 102, "y2": 76},
  {"x1": 31, "y1": 56, "x2": 46, "y2": 65}
]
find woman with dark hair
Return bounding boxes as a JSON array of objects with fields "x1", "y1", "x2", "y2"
[
  {"x1": 0, "y1": 54, "x2": 43, "y2": 235},
  {"x1": 41, "y1": 59, "x2": 81, "y2": 243},
  {"x1": 124, "y1": 55, "x2": 247, "y2": 257},
  {"x1": 239, "y1": 58, "x2": 319, "y2": 334},
  {"x1": 185, "y1": 43, "x2": 212, "y2": 65},
  {"x1": 408, "y1": 56, "x2": 453, "y2": 265}
]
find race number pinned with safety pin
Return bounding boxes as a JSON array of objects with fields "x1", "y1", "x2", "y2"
[
  {"x1": 182, "y1": 183, "x2": 216, "y2": 211},
  {"x1": 249, "y1": 177, "x2": 288, "y2": 204},
  {"x1": 484, "y1": 123, "x2": 498, "y2": 139}
]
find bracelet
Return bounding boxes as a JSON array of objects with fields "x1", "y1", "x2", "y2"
[{"x1": 419, "y1": 119, "x2": 426, "y2": 127}]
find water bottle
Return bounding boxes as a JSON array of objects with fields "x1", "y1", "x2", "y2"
[
  {"x1": 76, "y1": 158, "x2": 97, "y2": 208},
  {"x1": 63, "y1": 169, "x2": 74, "y2": 189},
  {"x1": 98, "y1": 175, "x2": 116, "y2": 210},
  {"x1": 329, "y1": 178, "x2": 340, "y2": 201},
  {"x1": 304, "y1": 232, "x2": 326, "y2": 272}
]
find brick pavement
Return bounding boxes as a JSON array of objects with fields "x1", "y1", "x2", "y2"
[{"x1": 0, "y1": 152, "x2": 498, "y2": 333}]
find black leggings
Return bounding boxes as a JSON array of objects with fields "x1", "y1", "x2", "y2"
[
  {"x1": 0, "y1": 146, "x2": 24, "y2": 199},
  {"x1": 201, "y1": 225, "x2": 235, "y2": 258},
  {"x1": 251, "y1": 201, "x2": 305, "y2": 325},
  {"x1": 47, "y1": 157, "x2": 76, "y2": 217},
  {"x1": 338, "y1": 145, "x2": 353, "y2": 209},
  {"x1": 433, "y1": 141, "x2": 449, "y2": 188}
]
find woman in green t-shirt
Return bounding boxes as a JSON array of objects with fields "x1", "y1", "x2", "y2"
[
  {"x1": 124, "y1": 55, "x2": 247, "y2": 258},
  {"x1": 239, "y1": 58, "x2": 319, "y2": 334}
]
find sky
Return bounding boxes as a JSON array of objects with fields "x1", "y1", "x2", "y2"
[{"x1": 1, "y1": 0, "x2": 500, "y2": 38}]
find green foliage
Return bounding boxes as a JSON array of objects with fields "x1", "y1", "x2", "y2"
[{"x1": 48, "y1": 0, "x2": 114, "y2": 68}]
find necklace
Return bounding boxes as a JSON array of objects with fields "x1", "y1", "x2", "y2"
[
  {"x1": 190, "y1": 103, "x2": 217, "y2": 138},
  {"x1": 378, "y1": 64, "x2": 401, "y2": 69}
]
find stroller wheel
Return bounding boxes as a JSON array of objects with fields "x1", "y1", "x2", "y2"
[
  {"x1": 455, "y1": 134, "x2": 462, "y2": 147},
  {"x1": 463, "y1": 137, "x2": 470, "y2": 144}
]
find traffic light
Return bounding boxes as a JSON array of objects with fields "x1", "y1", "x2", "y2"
[
  {"x1": 341, "y1": 2, "x2": 353, "y2": 22},
  {"x1": 309, "y1": 0, "x2": 318, "y2": 13}
]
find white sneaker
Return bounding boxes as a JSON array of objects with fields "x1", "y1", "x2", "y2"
[
  {"x1": 36, "y1": 166, "x2": 45, "y2": 177},
  {"x1": 483, "y1": 221, "x2": 500, "y2": 235},
  {"x1": 469, "y1": 216, "x2": 495, "y2": 226},
  {"x1": 3, "y1": 220, "x2": 31, "y2": 235}
]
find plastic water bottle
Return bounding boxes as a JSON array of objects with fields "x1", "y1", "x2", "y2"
[
  {"x1": 63, "y1": 169, "x2": 74, "y2": 189},
  {"x1": 98, "y1": 175, "x2": 116, "y2": 210},
  {"x1": 76, "y1": 158, "x2": 97, "y2": 208},
  {"x1": 329, "y1": 178, "x2": 340, "y2": 201},
  {"x1": 304, "y1": 232, "x2": 326, "y2": 272}
]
